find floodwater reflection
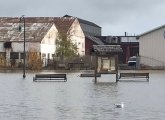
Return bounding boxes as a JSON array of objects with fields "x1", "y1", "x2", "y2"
[{"x1": 0, "y1": 70, "x2": 165, "y2": 120}]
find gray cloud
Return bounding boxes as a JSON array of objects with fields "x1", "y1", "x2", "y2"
[{"x1": 0, "y1": 0, "x2": 165, "y2": 35}]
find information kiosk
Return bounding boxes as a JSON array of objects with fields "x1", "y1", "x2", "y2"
[{"x1": 92, "y1": 45, "x2": 122, "y2": 83}]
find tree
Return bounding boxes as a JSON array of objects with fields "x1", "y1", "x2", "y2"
[
  {"x1": 55, "y1": 32, "x2": 77, "y2": 61},
  {"x1": 0, "y1": 53, "x2": 6, "y2": 67},
  {"x1": 28, "y1": 49, "x2": 42, "y2": 70}
]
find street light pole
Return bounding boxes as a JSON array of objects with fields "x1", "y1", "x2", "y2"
[{"x1": 20, "y1": 15, "x2": 26, "y2": 78}]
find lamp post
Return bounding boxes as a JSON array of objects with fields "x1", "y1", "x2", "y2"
[{"x1": 19, "y1": 15, "x2": 26, "y2": 78}]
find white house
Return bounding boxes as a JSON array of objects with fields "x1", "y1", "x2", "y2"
[
  {"x1": 0, "y1": 18, "x2": 57, "y2": 67},
  {"x1": 40, "y1": 24, "x2": 58, "y2": 66},
  {"x1": 54, "y1": 16, "x2": 85, "y2": 56},
  {"x1": 67, "y1": 18, "x2": 85, "y2": 56},
  {"x1": 0, "y1": 16, "x2": 100, "y2": 67},
  {"x1": 138, "y1": 25, "x2": 165, "y2": 68}
]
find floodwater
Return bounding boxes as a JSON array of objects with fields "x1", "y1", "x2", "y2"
[{"x1": 0, "y1": 70, "x2": 165, "y2": 120}]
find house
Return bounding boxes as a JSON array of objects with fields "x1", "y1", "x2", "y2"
[
  {"x1": 0, "y1": 16, "x2": 101, "y2": 68},
  {"x1": 64, "y1": 15, "x2": 102, "y2": 36},
  {"x1": 0, "y1": 17, "x2": 57, "y2": 67},
  {"x1": 0, "y1": 17, "x2": 85, "y2": 66},
  {"x1": 57, "y1": 16, "x2": 85, "y2": 56},
  {"x1": 138, "y1": 25, "x2": 165, "y2": 68},
  {"x1": 63, "y1": 15, "x2": 102, "y2": 55}
]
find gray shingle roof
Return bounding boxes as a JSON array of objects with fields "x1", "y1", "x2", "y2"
[
  {"x1": 0, "y1": 19, "x2": 53, "y2": 42},
  {"x1": 86, "y1": 35, "x2": 104, "y2": 45},
  {"x1": 54, "y1": 17, "x2": 76, "y2": 33},
  {"x1": 93, "y1": 45, "x2": 122, "y2": 55},
  {"x1": 63, "y1": 15, "x2": 101, "y2": 28},
  {"x1": 0, "y1": 17, "x2": 76, "y2": 42}
]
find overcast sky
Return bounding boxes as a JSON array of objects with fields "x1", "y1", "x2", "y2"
[{"x1": 1, "y1": 0, "x2": 165, "y2": 36}]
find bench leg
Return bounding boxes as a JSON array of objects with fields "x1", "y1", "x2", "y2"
[
  {"x1": 147, "y1": 77, "x2": 149, "y2": 82},
  {"x1": 33, "y1": 77, "x2": 36, "y2": 82}
]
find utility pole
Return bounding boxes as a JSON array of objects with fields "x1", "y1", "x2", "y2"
[{"x1": 19, "y1": 15, "x2": 26, "y2": 78}]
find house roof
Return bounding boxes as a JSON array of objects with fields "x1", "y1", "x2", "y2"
[
  {"x1": 0, "y1": 17, "x2": 54, "y2": 42},
  {"x1": 93, "y1": 45, "x2": 123, "y2": 55},
  {"x1": 78, "y1": 18, "x2": 101, "y2": 28},
  {"x1": 138, "y1": 24, "x2": 165, "y2": 37},
  {"x1": 0, "y1": 17, "x2": 75, "y2": 42},
  {"x1": 86, "y1": 35, "x2": 104, "y2": 45},
  {"x1": 63, "y1": 15, "x2": 101, "y2": 28},
  {"x1": 54, "y1": 17, "x2": 76, "y2": 33}
]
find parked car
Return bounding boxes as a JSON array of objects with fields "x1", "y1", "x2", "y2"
[{"x1": 128, "y1": 56, "x2": 136, "y2": 66}]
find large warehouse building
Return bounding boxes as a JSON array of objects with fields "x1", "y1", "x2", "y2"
[{"x1": 138, "y1": 25, "x2": 165, "y2": 69}]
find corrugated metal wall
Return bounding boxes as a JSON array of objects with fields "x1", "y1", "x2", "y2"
[{"x1": 139, "y1": 27, "x2": 165, "y2": 67}]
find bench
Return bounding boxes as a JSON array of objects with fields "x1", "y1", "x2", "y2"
[
  {"x1": 80, "y1": 73, "x2": 101, "y2": 77},
  {"x1": 33, "y1": 74, "x2": 67, "y2": 82},
  {"x1": 118, "y1": 73, "x2": 149, "y2": 81}
]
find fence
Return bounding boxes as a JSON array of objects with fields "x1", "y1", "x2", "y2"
[{"x1": 139, "y1": 56, "x2": 165, "y2": 69}]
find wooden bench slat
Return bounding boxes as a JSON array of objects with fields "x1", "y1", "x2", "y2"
[
  {"x1": 80, "y1": 73, "x2": 101, "y2": 77},
  {"x1": 118, "y1": 72, "x2": 149, "y2": 81},
  {"x1": 33, "y1": 74, "x2": 67, "y2": 82}
]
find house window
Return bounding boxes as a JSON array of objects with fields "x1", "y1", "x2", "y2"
[
  {"x1": 4, "y1": 42, "x2": 12, "y2": 48},
  {"x1": 10, "y1": 52, "x2": 19, "y2": 59},
  {"x1": 48, "y1": 53, "x2": 50, "y2": 59},
  {"x1": 42, "y1": 53, "x2": 46, "y2": 57},
  {"x1": 52, "y1": 54, "x2": 55, "y2": 57},
  {"x1": 82, "y1": 43, "x2": 84, "y2": 48}
]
